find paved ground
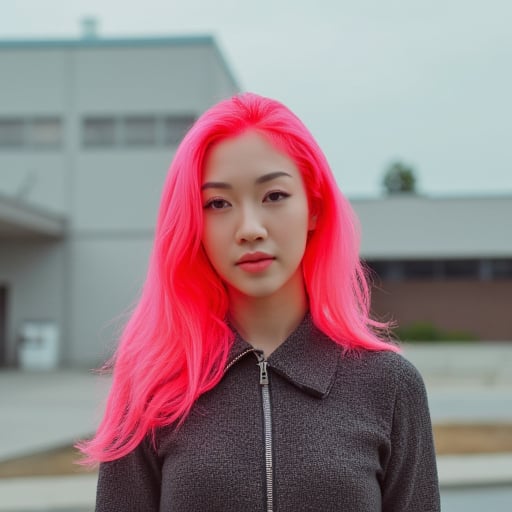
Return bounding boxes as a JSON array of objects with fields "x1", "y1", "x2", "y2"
[
  {"x1": 429, "y1": 386, "x2": 512, "y2": 423},
  {"x1": 1, "y1": 362, "x2": 511, "y2": 512},
  {"x1": 0, "y1": 474, "x2": 97, "y2": 512},
  {"x1": 0, "y1": 370, "x2": 110, "y2": 461}
]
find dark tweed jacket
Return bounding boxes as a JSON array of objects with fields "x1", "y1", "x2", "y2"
[{"x1": 96, "y1": 315, "x2": 440, "y2": 511}]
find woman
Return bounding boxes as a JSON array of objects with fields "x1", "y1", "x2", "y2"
[{"x1": 80, "y1": 93, "x2": 440, "y2": 511}]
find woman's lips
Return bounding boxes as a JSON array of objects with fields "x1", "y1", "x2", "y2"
[
  {"x1": 237, "y1": 258, "x2": 274, "y2": 273},
  {"x1": 236, "y1": 253, "x2": 275, "y2": 273}
]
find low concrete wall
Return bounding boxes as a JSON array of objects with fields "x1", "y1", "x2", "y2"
[{"x1": 402, "y1": 342, "x2": 512, "y2": 387}]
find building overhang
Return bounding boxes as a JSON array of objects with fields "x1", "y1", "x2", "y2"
[
  {"x1": 352, "y1": 195, "x2": 512, "y2": 260},
  {"x1": 0, "y1": 195, "x2": 67, "y2": 240}
]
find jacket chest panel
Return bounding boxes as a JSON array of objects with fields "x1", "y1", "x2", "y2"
[
  {"x1": 156, "y1": 357, "x2": 389, "y2": 511},
  {"x1": 158, "y1": 358, "x2": 267, "y2": 510},
  {"x1": 270, "y1": 375, "x2": 387, "y2": 510}
]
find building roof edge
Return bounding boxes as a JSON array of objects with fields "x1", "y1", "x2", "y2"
[{"x1": 0, "y1": 34, "x2": 216, "y2": 49}]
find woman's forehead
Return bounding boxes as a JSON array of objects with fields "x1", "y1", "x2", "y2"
[{"x1": 202, "y1": 131, "x2": 300, "y2": 183}]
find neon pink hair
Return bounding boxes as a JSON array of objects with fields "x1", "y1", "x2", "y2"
[{"x1": 78, "y1": 92, "x2": 398, "y2": 464}]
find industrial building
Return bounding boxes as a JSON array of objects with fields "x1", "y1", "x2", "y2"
[
  {"x1": 356, "y1": 195, "x2": 512, "y2": 341},
  {"x1": 1, "y1": 33, "x2": 510, "y2": 370},
  {"x1": 0, "y1": 32, "x2": 239, "y2": 368}
]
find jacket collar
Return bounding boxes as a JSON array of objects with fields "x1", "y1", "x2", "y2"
[{"x1": 225, "y1": 313, "x2": 340, "y2": 399}]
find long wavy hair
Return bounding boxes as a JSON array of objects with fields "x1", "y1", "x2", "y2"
[{"x1": 78, "y1": 92, "x2": 397, "y2": 464}]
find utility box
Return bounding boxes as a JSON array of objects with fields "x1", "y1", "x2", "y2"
[{"x1": 18, "y1": 321, "x2": 60, "y2": 370}]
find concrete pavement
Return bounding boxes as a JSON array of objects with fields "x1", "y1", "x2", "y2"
[
  {"x1": 0, "y1": 474, "x2": 97, "y2": 511},
  {"x1": 2, "y1": 455, "x2": 512, "y2": 512},
  {"x1": 0, "y1": 370, "x2": 103, "y2": 512},
  {"x1": 1, "y1": 344, "x2": 511, "y2": 461},
  {"x1": 0, "y1": 369, "x2": 110, "y2": 462},
  {"x1": 0, "y1": 346, "x2": 511, "y2": 512}
]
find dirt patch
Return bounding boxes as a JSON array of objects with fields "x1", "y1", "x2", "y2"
[
  {"x1": 0, "y1": 444, "x2": 93, "y2": 479},
  {"x1": 433, "y1": 423, "x2": 512, "y2": 455},
  {"x1": 0, "y1": 423, "x2": 511, "y2": 478}
]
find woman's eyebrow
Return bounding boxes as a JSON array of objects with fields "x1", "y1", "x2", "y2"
[
  {"x1": 255, "y1": 171, "x2": 292, "y2": 184},
  {"x1": 201, "y1": 171, "x2": 292, "y2": 190},
  {"x1": 201, "y1": 181, "x2": 232, "y2": 191}
]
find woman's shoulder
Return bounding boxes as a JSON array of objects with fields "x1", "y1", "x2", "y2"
[
  {"x1": 363, "y1": 347, "x2": 423, "y2": 379},
  {"x1": 338, "y1": 345, "x2": 427, "y2": 397}
]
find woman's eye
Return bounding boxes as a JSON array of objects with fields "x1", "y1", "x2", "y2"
[
  {"x1": 264, "y1": 191, "x2": 290, "y2": 202},
  {"x1": 204, "y1": 198, "x2": 230, "y2": 210}
]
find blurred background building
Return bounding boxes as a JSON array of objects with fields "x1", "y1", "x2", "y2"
[
  {"x1": 0, "y1": 30, "x2": 511, "y2": 370},
  {"x1": 0, "y1": 28, "x2": 239, "y2": 368},
  {"x1": 357, "y1": 196, "x2": 512, "y2": 341}
]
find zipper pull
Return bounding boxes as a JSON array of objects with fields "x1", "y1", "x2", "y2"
[{"x1": 257, "y1": 360, "x2": 269, "y2": 385}]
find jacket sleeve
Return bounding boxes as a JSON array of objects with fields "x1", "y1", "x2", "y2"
[
  {"x1": 381, "y1": 358, "x2": 441, "y2": 512},
  {"x1": 95, "y1": 436, "x2": 162, "y2": 512}
]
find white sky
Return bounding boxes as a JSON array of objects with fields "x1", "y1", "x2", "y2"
[{"x1": 1, "y1": 0, "x2": 511, "y2": 197}]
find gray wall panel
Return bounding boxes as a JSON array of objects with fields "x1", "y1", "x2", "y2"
[
  {"x1": 0, "y1": 241, "x2": 65, "y2": 365},
  {"x1": 0, "y1": 36, "x2": 240, "y2": 366},
  {"x1": 0, "y1": 155, "x2": 68, "y2": 213},
  {"x1": 0, "y1": 49, "x2": 69, "y2": 113},
  {"x1": 72, "y1": 152, "x2": 171, "y2": 231},
  {"x1": 68, "y1": 236, "x2": 153, "y2": 367}
]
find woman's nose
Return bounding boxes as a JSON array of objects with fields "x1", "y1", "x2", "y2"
[{"x1": 235, "y1": 206, "x2": 267, "y2": 243}]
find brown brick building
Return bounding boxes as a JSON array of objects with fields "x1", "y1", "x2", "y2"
[{"x1": 352, "y1": 196, "x2": 512, "y2": 341}]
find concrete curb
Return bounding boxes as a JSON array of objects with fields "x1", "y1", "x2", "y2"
[
  {"x1": 0, "y1": 473, "x2": 97, "y2": 511},
  {"x1": 403, "y1": 343, "x2": 512, "y2": 387},
  {"x1": 1, "y1": 454, "x2": 511, "y2": 510},
  {"x1": 438, "y1": 453, "x2": 512, "y2": 488}
]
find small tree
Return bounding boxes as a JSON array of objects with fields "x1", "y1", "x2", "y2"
[{"x1": 382, "y1": 161, "x2": 417, "y2": 194}]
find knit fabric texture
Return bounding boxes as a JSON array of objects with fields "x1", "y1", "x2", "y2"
[{"x1": 96, "y1": 315, "x2": 440, "y2": 511}]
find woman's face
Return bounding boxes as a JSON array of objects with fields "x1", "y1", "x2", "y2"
[{"x1": 201, "y1": 131, "x2": 314, "y2": 301}]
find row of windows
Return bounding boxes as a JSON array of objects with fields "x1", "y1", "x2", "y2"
[
  {"x1": 366, "y1": 259, "x2": 512, "y2": 281},
  {"x1": 0, "y1": 114, "x2": 196, "y2": 149},
  {"x1": 82, "y1": 115, "x2": 196, "y2": 147},
  {"x1": 0, "y1": 118, "x2": 62, "y2": 148}
]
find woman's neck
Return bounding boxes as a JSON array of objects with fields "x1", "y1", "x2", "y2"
[{"x1": 227, "y1": 275, "x2": 308, "y2": 357}]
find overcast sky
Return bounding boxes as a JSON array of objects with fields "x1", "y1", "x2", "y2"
[{"x1": 1, "y1": 0, "x2": 511, "y2": 197}]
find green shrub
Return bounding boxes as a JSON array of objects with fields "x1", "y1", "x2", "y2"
[
  {"x1": 441, "y1": 329, "x2": 479, "y2": 342},
  {"x1": 394, "y1": 322, "x2": 478, "y2": 342}
]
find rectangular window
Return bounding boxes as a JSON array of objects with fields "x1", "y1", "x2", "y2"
[
  {"x1": 29, "y1": 117, "x2": 62, "y2": 148},
  {"x1": 491, "y1": 259, "x2": 512, "y2": 279},
  {"x1": 367, "y1": 258, "x2": 512, "y2": 282},
  {"x1": 444, "y1": 259, "x2": 480, "y2": 279},
  {"x1": 365, "y1": 261, "x2": 387, "y2": 278},
  {"x1": 403, "y1": 260, "x2": 438, "y2": 279},
  {"x1": 0, "y1": 119, "x2": 24, "y2": 148},
  {"x1": 82, "y1": 114, "x2": 196, "y2": 148},
  {"x1": 83, "y1": 117, "x2": 117, "y2": 147},
  {"x1": 364, "y1": 260, "x2": 405, "y2": 281},
  {"x1": 123, "y1": 117, "x2": 156, "y2": 146},
  {"x1": 163, "y1": 115, "x2": 195, "y2": 146}
]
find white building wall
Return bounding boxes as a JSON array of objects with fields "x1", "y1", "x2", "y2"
[
  {"x1": 72, "y1": 152, "x2": 170, "y2": 231},
  {"x1": 0, "y1": 155, "x2": 68, "y2": 213},
  {"x1": 0, "y1": 37, "x2": 239, "y2": 367},
  {"x1": 353, "y1": 196, "x2": 512, "y2": 259},
  {"x1": 0, "y1": 48, "x2": 70, "y2": 114},
  {"x1": 70, "y1": 43, "x2": 238, "y2": 233},
  {"x1": 0, "y1": 241, "x2": 66, "y2": 364},
  {"x1": 66, "y1": 42, "x2": 237, "y2": 366},
  {"x1": 68, "y1": 236, "x2": 152, "y2": 367},
  {"x1": 74, "y1": 45, "x2": 217, "y2": 112},
  {"x1": 0, "y1": 48, "x2": 71, "y2": 213}
]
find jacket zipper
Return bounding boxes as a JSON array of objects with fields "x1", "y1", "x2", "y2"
[
  {"x1": 256, "y1": 352, "x2": 274, "y2": 512},
  {"x1": 223, "y1": 348, "x2": 256, "y2": 375}
]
